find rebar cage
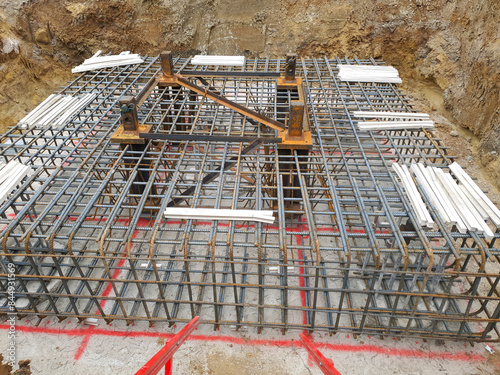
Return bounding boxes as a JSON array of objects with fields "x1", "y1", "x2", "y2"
[{"x1": 1, "y1": 56, "x2": 499, "y2": 342}]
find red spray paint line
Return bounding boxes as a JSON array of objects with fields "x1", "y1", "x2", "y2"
[
  {"x1": 73, "y1": 331, "x2": 93, "y2": 360},
  {"x1": 0, "y1": 324, "x2": 488, "y2": 363}
]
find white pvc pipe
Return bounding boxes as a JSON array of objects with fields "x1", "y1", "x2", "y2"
[{"x1": 353, "y1": 111, "x2": 430, "y2": 119}]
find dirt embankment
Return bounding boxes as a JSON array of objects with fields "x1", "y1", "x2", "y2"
[{"x1": 0, "y1": 0, "x2": 499, "y2": 182}]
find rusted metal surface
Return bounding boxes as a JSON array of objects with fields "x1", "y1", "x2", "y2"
[
  {"x1": 284, "y1": 53, "x2": 297, "y2": 82},
  {"x1": 120, "y1": 97, "x2": 140, "y2": 131},
  {"x1": 160, "y1": 51, "x2": 174, "y2": 78},
  {"x1": 288, "y1": 100, "x2": 304, "y2": 137},
  {"x1": 0, "y1": 55, "x2": 499, "y2": 342},
  {"x1": 277, "y1": 76, "x2": 313, "y2": 150},
  {"x1": 111, "y1": 96, "x2": 153, "y2": 144}
]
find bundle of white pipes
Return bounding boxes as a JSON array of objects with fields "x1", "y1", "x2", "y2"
[
  {"x1": 353, "y1": 111, "x2": 434, "y2": 130},
  {"x1": 72, "y1": 51, "x2": 144, "y2": 73},
  {"x1": 392, "y1": 163, "x2": 434, "y2": 228},
  {"x1": 393, "y1": 162, "x2": 499, "y2": 240},
  {"x1": 338, "y1": 65, "x2": 402, "y2": 84},
  {"x1": 164, "y1": 207, "x2": 275, "y2": 224},
  {"x1": 18, "y1": 93, "x2": 96, "y2": 129},
  {"x1": 190, "y1": 55, "x2": 245, "y2": 66},
  {"x1": 449, "y1": 162, "x2": 500, "y2": 226},
  {"x1": 0, "y1": 160, "x2": 33, "y2": 204}
]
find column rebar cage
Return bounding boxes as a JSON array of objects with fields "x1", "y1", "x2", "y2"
[{"x1": 0, "y1": 56, "x2": 499, "y2": 342}]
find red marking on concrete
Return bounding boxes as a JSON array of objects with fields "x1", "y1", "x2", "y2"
[
  {"x1": 97, "y1": 221, "x2": 131, "y2": 310},
  {"x1": 74, "y1": 328, "x2": 94, "y2": 360},
  {"x1": 98, "y1": 255, "x2": 128, "y2": 310},
  {"x1": 301, "y1": 333, "x2": 342, "y2": 375},
  {"x1": 0, "y1": 324, "x2": 488, "y2": 363},
  {"x1": 293, "y1": 222, "x2": 316, "y2": 365},
  {"x1": 136, "y1": 316, "x2": 199, "y2": 375}
]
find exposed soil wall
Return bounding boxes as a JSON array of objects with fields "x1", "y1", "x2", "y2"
[{"x1": 0, "y1": 0, "x2": 499, "y2": 180}]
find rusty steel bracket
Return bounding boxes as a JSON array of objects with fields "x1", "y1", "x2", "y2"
[
  {"x1": 160, "y1": 50, "x2": 174, "y2": 77},
  {"x1": 157, "y1": 53, "x2": 182, "y2": 132},
  {"x1": 111, "y1": 52, "x2": 175, "y2": 145},
  {"x1": 276, "y1": 54, "x2": 313, "y2": 150},
  {"x1": 277, "y1": 81, "x2": 313, "y2": 149},
  {"x1": 277, "y1": 100, "x2": 313, "y2": 150},
  {"x1": 120, "y1": 97, "x2": 139, "y2": 131},
  {"x1": 157, "y1": 51, "x2": 181, "y2": 90},
  {"x1": 284, "y1": 53, "x2": 297, "y2": 82},
  {"x1": 111, "y1": 96, "x2": 153, "y2": 144}
]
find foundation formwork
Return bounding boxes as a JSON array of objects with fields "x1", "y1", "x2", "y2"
[{"x1": 0, "y1": 56, "x2": 499, "y2": 342}]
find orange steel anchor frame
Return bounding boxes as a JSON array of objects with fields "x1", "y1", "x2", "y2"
[
  {"x1": 110, "y1": 51, "x2": 312, "y2": 150},
  {"x1": 135, "y1": 316, "x2": 200, "y2": 375}
]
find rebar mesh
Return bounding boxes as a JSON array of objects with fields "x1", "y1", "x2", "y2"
[{"x1": 0, "y1": 56, "x2": 499, "y2": 341}]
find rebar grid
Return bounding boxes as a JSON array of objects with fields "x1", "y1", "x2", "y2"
[{"x1": 0, "y1": 56, "x2": 499, "y2": 341}]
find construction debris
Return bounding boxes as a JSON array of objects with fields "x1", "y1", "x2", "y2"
[
  {"x1": 485, "y1": 345, "x2": 495, "y2": 354},
  {"x1": 83, "y1": 318, "x2": 99, "y2": 326},
  {"x1": 392, "y1": 163, "x2": 434, "y2": 228},
  {"x1": 450, "y1": 162, "x2": 500, "y2": 226},
  {"x1": 353, "y1": 111, "x2": 434, "y2": 130},
  {"x1": 411, "y1": 163, "x2": 468, "y2": 233},
  {"x1": 352, "y1": 111, "x2": 431, "y2": 119}
]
